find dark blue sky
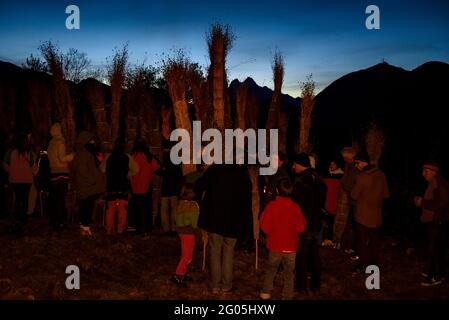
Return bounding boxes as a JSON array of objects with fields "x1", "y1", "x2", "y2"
[{"x1": 1, "y1": 0, "x2": 448, "y2": 96}]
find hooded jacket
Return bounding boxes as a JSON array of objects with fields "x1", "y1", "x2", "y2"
[
  {"x1": 260, "y1": 196, "x2": 307, "y2": 252},
  {"x1": 99, "y1": 151, "x2": 139, "y2": 196},
  {"x1": 351, "y1": 165, "x2": 389, "y2": 228},
  {"x1": 71, "y1": 131, "x2": 105, "y2": 200},
  {"x1": 47, "y1": 123, "x2": 74, "y2": 174}
]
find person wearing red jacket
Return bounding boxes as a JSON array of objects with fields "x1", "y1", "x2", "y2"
[
  {"x1": 259, "y1": 178, "x2": 307, "y2": 300},
  {"x1": 129, "y1": 138, "x2": 161, "y2": 235},
  {"x1": 322, "y1": 160, "x2": 344, "y2": 247}
]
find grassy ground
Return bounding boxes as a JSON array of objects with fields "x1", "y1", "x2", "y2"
[{"x1": 0, "y1": 216, "x2": 448, "y2": 300}]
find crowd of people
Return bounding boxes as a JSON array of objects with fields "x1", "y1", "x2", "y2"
[{"x1": 1, "y1": 124, "x2": 449, "y2": 299}]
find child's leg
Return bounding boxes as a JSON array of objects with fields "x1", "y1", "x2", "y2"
[
  {"x1": 281, "y1": 252, "x2": 296, "y2": 299},
  {"x1": 117, "y1": 200, "x2": 128, "y2": 234},
  {"x1": 105, "y1": 200, "x2": 117, "y2": 234},
  {"x1": 262, "y1": 251, "x2": 282, "y2": 294},
  {"x1": 176, "y1": 233, "x2": 196, "y2": 276}
]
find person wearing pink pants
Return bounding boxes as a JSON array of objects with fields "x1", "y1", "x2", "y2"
[
  {"x1": 105, "y1": 199, "x2": 128, "y2": 234},
  {"x1": 171, "y1": 184, "x2": 200, "y2": 286},
  {"x1": 176, "y1": 233, "x2": 196, "y2": 275},
  {"x1": 99, "y1": 138, "x2": 139, "y2": 235}
]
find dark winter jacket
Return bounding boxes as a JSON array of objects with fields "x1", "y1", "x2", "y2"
[
  {"x1": 351, "y1": 165, "x2": 390, "y2": 228},
  {"x1": 100, "y1": 152, "x2": 139, "y2": 200},
  {"x1": 195, "y1": 164, "x2": 253, "y2": 239},
  {"x1": 160, "y1": 153, "x2": 183, "y2": 197},
  {"x1": 71, "y1": 131, "x2": 105, "y2": 200},
  {"x1": 291, "y1": 168, "x2": 327, "y2": 235},
  {"x1": 422, "y1": 175, "x2": 449, "y2": 222}
]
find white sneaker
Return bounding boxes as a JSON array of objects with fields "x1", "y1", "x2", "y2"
[
  {"x1": 321, "y1": 239, "x2": 335, "y2": 247},
  {"x1": 260, "y1": 292, "x2": 271, "y2": 300},
  {"x1": 421, "y1": 277, "x2": 442, "y2": 287},
  {"x1": 80, "y1": 225, "x2": 92, "y2": 236}
]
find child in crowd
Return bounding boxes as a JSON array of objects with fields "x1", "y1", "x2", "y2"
[
  {"x1": 322, "y1": 160, "x2": 344, "y2": 246},
  {"x1": 171, "y1": 183, "x2": 200, "y2": 286},
  {"x1": 259, "y1": 178, "x2": 307, "y2": 299}
]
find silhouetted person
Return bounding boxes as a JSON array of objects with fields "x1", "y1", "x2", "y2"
[
  {"x1": 195, "y1": 164, "x2": 252, "y2": 293},
  {"x1": 47, "y1": 123, "x2": 74, "y2": 231},
  {"x1": 71, "y1": 131, "x2": 105, "y2": 236},
  {"x1": 3, "y1": 132, "x2": 37, "y2": 232},
  {"x1": 129, "y1": 138, "x2": 160, "y2": 235},
  {"x1": 160, "y1": 142, "x2": 183, "y2": 235},
  {"x1": 351, "y1": 150, "x2": 389, "y2": 274},
  {"x1": 414, "y1": 161, "x2": 449, "y2": 286},
  {"x1": 100, "y1": 138, "x2": 138, "y2": 235},
  {"x1": 333, "y1": 147, "x2": 359, "y2": 254},
  {"x1": 322, "y1": 160, "x2": 344, "y2": 246},
  {"x1": 291, "y1": 153, "x2": 327, "y2": 294}
]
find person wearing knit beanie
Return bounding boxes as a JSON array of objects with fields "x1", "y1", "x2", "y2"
[
  {"x1": 415, "y1": 159, "x2": 449, "y2": 286},
  {"x1": 423, "y1": 161, "x2": 440, "y2": 173},
  {"x1": 293, "y1": 153, "x2": 311, "y2": 171}
]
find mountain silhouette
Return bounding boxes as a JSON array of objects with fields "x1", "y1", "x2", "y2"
[{"x1": 312, "y1": 61, "x2": 449, "y2": 177}]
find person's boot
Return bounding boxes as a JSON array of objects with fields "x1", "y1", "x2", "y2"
[
  {"x1": 171, "y1": 275, "x2": 187, "y2": 287},
  {"x1": 421, "y1": 277, "x2": 442, "y2": 287},
  {"x1": 183, "y1": 274, "x2": 193, "y2": 282}
]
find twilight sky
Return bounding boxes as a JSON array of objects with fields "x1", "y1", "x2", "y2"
[{"x1": 1, "y1": 0, "x2": 448, "y2": 96}]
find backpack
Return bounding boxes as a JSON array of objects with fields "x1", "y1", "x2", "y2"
[{"x1": 175, "y1": 200, "x2": 200, "y2": 228}]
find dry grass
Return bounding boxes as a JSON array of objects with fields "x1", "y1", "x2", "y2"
[
  {"x1": 207, "y1": 23, "x2": 234, "y2": 132},
  {"x1": 298, "y1": 74, "x2": 316, "y2": 153},
  {"x1": 163, "y1": 51, "x2": 196, "y2": 175},
  {"x1": 107, "y1": 44, "x2": 129, "y2": 142},
  {"x1": 39, "y1": 41, "x2": 76, "y2": 150},
  {"x1": 1, "y1": 217, "x2": 448, "y2": 300},
  {"x1": 266, "y1": 51, "x2": 286, "y2": 153}
]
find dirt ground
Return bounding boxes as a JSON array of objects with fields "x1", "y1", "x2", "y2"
[{"x1": 1, "y1": 216, "x2": 448, "y2": 300}]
